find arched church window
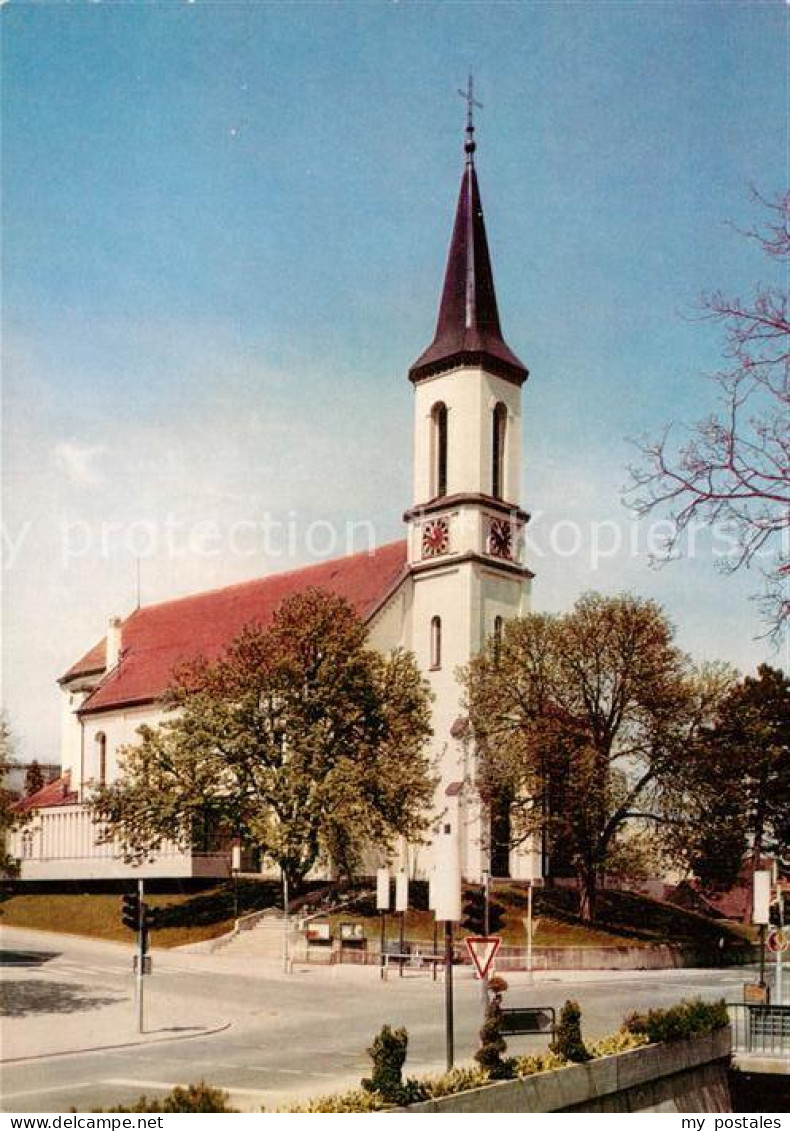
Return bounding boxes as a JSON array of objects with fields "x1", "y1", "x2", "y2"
[
  {"x1": 431, "y1": 403, "x2": 448, "y2": 498},
  {"x1": 430, "y1": 616, "x2": 442, "y2": 670},
  {"x1": 492, "y1": 402, "x2": 507, "y2": 499},
  {"x1": 96, "y1": 732, "x2": 107, "y2": 787}
]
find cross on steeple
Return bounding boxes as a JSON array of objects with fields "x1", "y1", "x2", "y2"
[{"x1": 458, "y1": 73, "x2": 482, "y2": 157}]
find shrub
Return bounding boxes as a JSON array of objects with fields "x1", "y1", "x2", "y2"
[
  {"x1": 361, "y1": 1024, "x2": 411, "y2": 1103},
  {"x1": 97, "y1": 1082, "x2": 237, "y2": 1113},
  {"x1": 280, "y1": 1087, "x2": 387, "y2": 1113},
  {"x1": 622, "y1": 998, "x2": 728, "y2": 1044},
  {"x1": 515, "y1": 1050, "x2": 567, "y2": 1077},
  {"x1": 550, "y1": 999, "x2": 590, "y2": 1063},
  {"x1": 421, "y1": 1065, "x2": 490, "y2": 1098},
  {"x1": 586, "y1": 1030, "x2": 650, "y2": 1058},
  {"x1": 474, "y1": 974, "x2": 517, "y2": 1080}
]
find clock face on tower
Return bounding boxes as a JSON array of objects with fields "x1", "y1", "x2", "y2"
[
  {"x1": 487, "y1": 517, "x2": 513, "y2": 560},
  {"x1": 421, "y1": 517, "x2": 450, "y2": 558}
]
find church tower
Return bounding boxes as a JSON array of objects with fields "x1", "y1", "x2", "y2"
[{"x1": 405, "y1": 85, "x2": 534, "y2": 881}]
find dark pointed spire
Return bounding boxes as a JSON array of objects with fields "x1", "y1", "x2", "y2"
[{"x1": 409, "y1": 82, "x2": 528, "y2": 386}]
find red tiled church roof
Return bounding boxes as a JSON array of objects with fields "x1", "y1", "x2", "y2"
[
  {"x1": 68, "y1": 541, "x2": 408, "y2": 716},
  {"x1": 14, "y1": 773, "x2": 78, "y2": 813}
]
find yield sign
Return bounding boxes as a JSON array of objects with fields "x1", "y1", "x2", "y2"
[{"x1": 465, "y1": 935, "x2": 502, "y2": 979}]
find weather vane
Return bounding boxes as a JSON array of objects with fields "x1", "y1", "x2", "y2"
[{"x1": 458, "y1": 73, "x2": 482, "y2": 155}]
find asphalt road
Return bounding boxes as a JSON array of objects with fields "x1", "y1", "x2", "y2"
[{"x1": 0, "y1": 926, "x2": 772, "y2": 1113}]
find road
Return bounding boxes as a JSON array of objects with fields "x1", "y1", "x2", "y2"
[{"x1": 0, "y1": 926, "x2": 771, "y2": 1113}]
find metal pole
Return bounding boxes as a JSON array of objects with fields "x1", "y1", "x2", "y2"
[
  {"x1": 759, "y1": 924, "x2": 767, "y2": 990},
  {"x1": 282, "y1": 871, "x2": 290, "y2": 974},
  {"x1": 526, "y1": 879, "x2": 534, "y2": 985},
  {"x1": 483, "y1": 871, "x2": 490, "y2": 936},
  {"x1": 432, "y1": 919, "x2": 438, "y2": 982},
  {"x1": 137, "y1": 878, "x2": 145, "y2": 1034},
  {"x1": 399, "y1": 911, "x2": 405, "y2": 978},
  {"x1": 444, "y1": 920, "x2": 454, "y2": 1071},
  {"x1": 380, "y1": 912, "x2": 386, "y2": 981}
]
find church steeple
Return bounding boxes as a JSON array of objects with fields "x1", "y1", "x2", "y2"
[{"x1": 409, "y1": 81, "x2": 528, "y2": 387}]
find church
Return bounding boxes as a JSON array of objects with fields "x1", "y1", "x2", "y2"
[{"x1": 13, "y1": 102, "x2": 540, "y2": 887}]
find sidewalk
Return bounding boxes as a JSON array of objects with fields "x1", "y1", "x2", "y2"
[
  {"x1": 1, "y1": 972, "x2": 230, "y2": 1062},
  {"x1": 0, "y1": 927, "x2": 231, "y2": 1063}
]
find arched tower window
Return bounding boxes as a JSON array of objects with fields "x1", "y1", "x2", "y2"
[
  {"x1": 95, "y1": 732, "x2": 107, "y2": 787},
  {"x1": 430, "y1": 616, "x2": 442, "y2": 670},
  {"x1": 431, "y1": 402, "x2": 448, "y2": 498},
  {"x1": 492, "y1": 402, "x2": 507, "y2": 499}
]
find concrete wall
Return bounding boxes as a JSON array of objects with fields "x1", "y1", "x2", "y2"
[
  {"x1": 404, "y1": 1030, "x2": 732, "y2": 1113},
  {"x1": 492, "y1": 943, "x2": 757, "y2": 971}
]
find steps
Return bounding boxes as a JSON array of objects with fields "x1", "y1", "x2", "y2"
[{"x1": 212, "y1": 908, "x2": 290, "y2": 960}]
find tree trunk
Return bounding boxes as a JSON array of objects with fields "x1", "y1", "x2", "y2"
[{"x1": 577, "y1": 868, "x2": 597, "y2": 922}]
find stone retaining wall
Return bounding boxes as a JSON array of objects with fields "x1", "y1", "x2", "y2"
[{"x1": 403, "y1": 1030, "x2": 732, "y2": 1113}]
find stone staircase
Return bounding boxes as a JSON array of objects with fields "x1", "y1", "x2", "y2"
[
  {"x1": 204, "y1": 887, "x2": 377, "y2": 962},
  {"x1": 211, "y1": 907, "x2": 291, "y2": 960}
]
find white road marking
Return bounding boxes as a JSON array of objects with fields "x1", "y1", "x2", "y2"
[
  {"x1": 2, "y1": 1082, "x2": 98, "y2": 1101},
  {"x1": 104, "y1": 1079, "x2": 269, "y2": 1097}
]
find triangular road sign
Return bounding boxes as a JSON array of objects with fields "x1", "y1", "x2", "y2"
[{"x1": 465, "y1": 935, "x2": 501, "y2": 980}]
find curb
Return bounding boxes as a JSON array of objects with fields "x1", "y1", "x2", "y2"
[{"x1": 1, "y1": 1019, "x2": 233, "y2": 1066}]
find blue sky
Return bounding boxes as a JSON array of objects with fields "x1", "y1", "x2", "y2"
[{"x1": 2, "y1": 1, "x2": 787, "y2": 759}]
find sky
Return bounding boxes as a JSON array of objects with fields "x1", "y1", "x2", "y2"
[{"x1": 2, "y1": 0, "x2": 788, "y2": 761}]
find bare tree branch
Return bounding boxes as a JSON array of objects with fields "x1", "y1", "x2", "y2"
[{"x1": 626, "y1": 191, "x2": 789, "y2": 640}]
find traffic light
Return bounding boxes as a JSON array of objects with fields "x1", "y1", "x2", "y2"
[
  {"x1": 462, "y1": 887, "x2": 486, "y2": 935},
  {"x1": 121, "y1": 891, "x2": 140, "y2": 931},
  {"x1": 143, "y1": 904, "x2": 161, "y2": 931}
]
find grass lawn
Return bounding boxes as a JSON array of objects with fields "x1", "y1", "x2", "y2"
[
  {"x1": 330, "y1": 883, "x2": 751, "y2": 950},
  {"x1": 0, "y1": 880, "x2": 751, "y2": 952},
  {"x1": 0, "y1": 881, "x2": 281, "y2": 948}
]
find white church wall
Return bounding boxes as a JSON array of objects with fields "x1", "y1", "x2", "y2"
[
  {"x1": 366, "y1": 576, "x2": 412, "y2": 654},
  {"x1": 59, "y1": 683, "x2": 96, "y2": 787},
  {"x1": 80, "y1": 704, "x2": 165, "y2": 793},
  {"x1": 412, "y1": 567, "x2": 469, "y2": 752},
  {"x1": 472, "y1": 567, "x2": 532, "y2": 655}
]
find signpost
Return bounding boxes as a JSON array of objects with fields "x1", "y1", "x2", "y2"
[
  {"x1": 376, "y1": 867, "x2": 390, "y2": 981},
  {"x1": 135, "y1": 879, "x2": 145, "y2": 1034},
  {"x1": 500, "y1": 1006, "x2": 556, "y2": 1039},
  {"x1": 768, "y1": 928, "x2": 788, "y2": 1005},
  {"x1": 432, "y1": 826, "x2": 462, "y2": 1071},
  {"x1": 396, "y1": 870, "x2": 408, "y2": 978},
  {"x1": 753, "y1": 869, "x2": 772, "y2": 990},
  {"x1": 465, "y1": 935, "x2": 501, "y2": 981}
]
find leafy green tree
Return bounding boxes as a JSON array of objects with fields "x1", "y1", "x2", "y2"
[
  {"x1": 91, "y1": 589, "x2": 434, "y2": 890},
  {"x1": 463, "y1": 593, "x2": 718, "y2": 921},
  {"x1": 0, "y1": 712, "x2": 25, "y2": 875},
  {"x1": 24, "y1": 760, "x2": 45, "y2": 797},
  {"x1": 682, "y1": 664, "x2": 789, "y2": 889}
]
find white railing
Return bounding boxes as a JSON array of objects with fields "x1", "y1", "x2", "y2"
[{"x1": 14, "y1": 803, "x2": 189, "y2": 863}]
